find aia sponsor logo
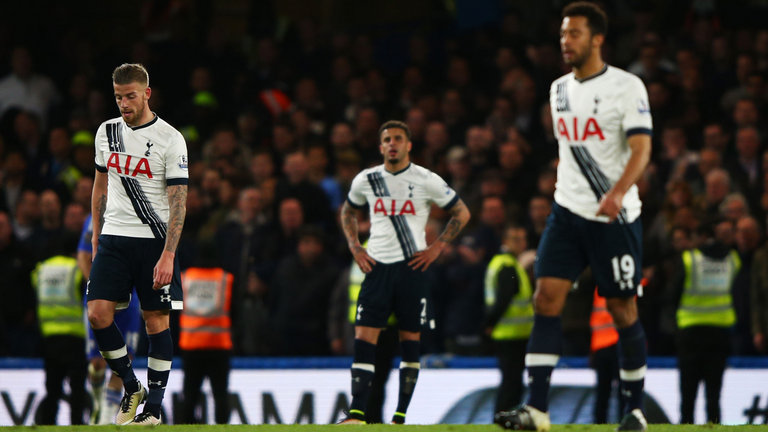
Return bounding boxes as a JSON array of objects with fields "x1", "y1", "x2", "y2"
[
  {"x1": 106, "y1": 153, "x2": 153, "y2": 178},
  {"x1": 556, "y1": 117, "x2": 605, "y2": 141},
  {"x1": 372, "y1": 198, "x2": 415, "y2": 216}
]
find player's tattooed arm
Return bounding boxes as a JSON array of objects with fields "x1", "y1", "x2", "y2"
[
  {"x1": 90, "y1": 170, "x2": 108, "y2": 255},
  {"x1": 438, "y1": 198, "x2": 471, "y2": 244},
  {"x1": 409, "y1": 198, "x2": 471, "y2": 272},
  {"x1": 164, "y1": 184, "x2": 187, "y2": 253},
  {"x1": 341, "y1": 201, "x2": 361, "y2": 249},
  {"x1": 341, "y1": 200, "x2": 375, "y2": 272},
  {"x1": 96, "y1": 192, "x2": 107, "y2": 232},
  {"x1": 152, "y1": 184, "x2": 187, "y2": 289}
]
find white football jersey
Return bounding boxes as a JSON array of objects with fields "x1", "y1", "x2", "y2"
[
  {"x1": 94, "y1": 115, "x2": 189, "y2": 239},
  {"x1": 549, "y1": 65, "x2": 652, "y2": 224},
  {"x1": 348, "y1": 163, "x2": 458, "y2": 264}
]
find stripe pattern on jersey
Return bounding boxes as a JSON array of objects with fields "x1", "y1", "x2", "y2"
[
  {"x1": 556, "y1": 81, "x2": 570, "y2": 112},
  {"x1": 366, "y1": 172, "x2": 417, "y2": 258},
  {"x1": 106, "y1": 123, "x2": 125, "y2": 152},
  {"x1": 108, "y1": 122, "x2": 168, "y2": 239},
  {"x1": 570, "y1": 145, "x2": 628, "y2": 224},
  {"x1": 120, "y1": 177, "x2": 167, "y2": 239}
]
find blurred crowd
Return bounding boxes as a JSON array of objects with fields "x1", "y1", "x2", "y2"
[{"x1": 1, "y1": 0, "x2": 768, "y2": 359}]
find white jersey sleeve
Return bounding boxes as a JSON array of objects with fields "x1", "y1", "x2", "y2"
[
  {"x1": 620, "y1": 76, "x2": 653, "y2": 136},
  {"x1": 94, "y1": 122, "x2": 107, "y2": 169},
  {"x1": 347, "y1": 171, "x2": 369, "y2": 208},
  {"x1": 164, "y1": 130, "x2": 189, "y2": 184},
  {"x1": 422, "y1": 171, "x2": 458, "y2": 209}
]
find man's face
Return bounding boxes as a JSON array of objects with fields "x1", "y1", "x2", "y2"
[
  {"x1": 239, "y1": 188, "x2": 262, "y2": 216},
  {"x1": 529, "y1": 198, "x2": 551, "y2": 223},
  {"x1": 379, "y1": 128, "x2": 411, "y2": 165},
  {"x1": 0, "y1": 213, "x2": 11, "y2": 244},
  {"x1": 279, "y1": 200, "x2": 303, "y2": 231},
  {"x1": 481, "y1": 198, "x2": 506, "y2": 227},
  {"x1": 298, "y1": 236, "x2": 323, "y2": 263},
  {"x1": 504, "y1": 228, "x2": 527, "y2": 255},
  {"x1": 736, "y1": 128, "x2": 760, "y2": 159},
  {"x1": 560, "y1": 16, "x2": 599, "y2": 68},
  {"x1": 114, "y1": 81, "x2": 150, "y2": 126}
]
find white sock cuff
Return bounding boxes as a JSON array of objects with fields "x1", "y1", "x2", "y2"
[
  {"x1": 620, "y1": 365, "x2": 647, "y2": 381},
  {"x1": 351, "y1": 362, "x2": 375, "y2": 373},
  {"x1": 399, "y1": 361, "x2": 420, "y2": 369},
  {"x1": 100, "y1": 346, "x2": 127, "y2": 360},
  {"x1": 148, "y1": 357, "x2": 172, "y2": 371},
  {"x1": 525, "y1": 353, "x2": 560, "y2": 367}
]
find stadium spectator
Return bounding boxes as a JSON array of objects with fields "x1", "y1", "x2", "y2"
[
  {"x1": 668, "y1": 220, "x2": 739, "y2": 424},
  {"x1": 268, "y1": 226, "x2": 339, "y2": 355}
]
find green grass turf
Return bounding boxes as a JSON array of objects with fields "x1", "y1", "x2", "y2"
[{"x1": 4, "y1": 425, "x2": 768, "y2": 432}]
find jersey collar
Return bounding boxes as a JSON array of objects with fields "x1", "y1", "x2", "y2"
[
  {"x1": 575, "y1": 64, "x2": 608, "y2": 83},
  {"x1": 387, "y1": 162, "x2": 412, "y2": 176},
  {"x1": 128, "y1": 113, "x2": 158, "y2": 131}
]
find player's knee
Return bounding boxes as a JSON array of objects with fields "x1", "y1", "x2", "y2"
[
  {"x1": 398, "y1": 330, "x2": 420, "y2": 342},
  {"x1": 87, "y1": 307, "x2": 112, "y2": 329},
  {"x1": 142, "y1": 310, "x2": 170, "y2": 334},
  {"x1": 532, "y1": 289, "x2": 563, "y2": 316},
  {"x1": 605, "y1": 297, "x2": 637, "y2": 328}
]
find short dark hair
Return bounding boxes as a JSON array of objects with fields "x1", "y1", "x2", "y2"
[
  {"x1": 562, "y1": 1, "x2": 608, "y2": 36},
  {"x1": 112, "y1": 63, "x2": 149, "y2": 86},
  {"x1": 297, "y1": 224, "x2": 326, "y2": 245},
  {"x1": 378, "y1": 120, "x2": 411, "y2": 141}
]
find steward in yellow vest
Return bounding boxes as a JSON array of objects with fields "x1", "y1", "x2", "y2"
[
  {"x1": 483, "y1": 226, "x2": 533, "y2": 416},
  {"x1": 31, "y1": 252, "x2": 87, "y2": 425},
  {"x1": 676, "y1": 248, "x2": 739, "y2": 329},
  {"x1": 33, "y1": 255, "x2": 85, "y2": 338},
  {"x1": 671, "y1": 220, "x2": 739, "y2": 424}
]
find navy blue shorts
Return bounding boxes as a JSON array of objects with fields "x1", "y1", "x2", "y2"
[
  {"x1": 535, "y1": 202, "x2": 642, "y2": 298},
  {"x1": 87, "y1": 235, "x2": 183, "y2": 310},
  {"x1": 356, "y1": 260, "x2": 427, "y2": 332}
]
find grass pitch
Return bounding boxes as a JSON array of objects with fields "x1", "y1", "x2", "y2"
[{"x1": 4, "y1": 425, "x2": 768, "y2": 431}]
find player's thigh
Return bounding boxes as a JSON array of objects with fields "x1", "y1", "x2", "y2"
[
  {"x1": 588, "y1": 218, "x2": 642, "y2": 298},
  {"x1": 87, "y1": 235, "x2": 133, "y2": 302},
  {"x1": 534, "y1": 203, "x2": 589, "y2": 281},
  {"x1": 356, "y1": 262, "x2": 396, "y2": 329},
  {"x1": 393, "y1": 263, "x2": 428, "y2": 333},
  {"x1": 135, "y1": 238, "x2": 183, "y2": 311}
]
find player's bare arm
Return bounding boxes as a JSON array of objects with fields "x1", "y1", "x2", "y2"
[
  {"x1": 91, "y1": 170, "x2": 108, "y2": 258},
  {"x1": 597, "y1": 134, "x2": 651, "y2": 221},
  {"x1": 341, "y1": 200, "x2": 376, "y2": 273},
  {"x1": 409, "y1": 198, "x2": 470, "y2": 272},
  {"x1": 153, "y1": 184, "x2": 187, "y2": 289}
]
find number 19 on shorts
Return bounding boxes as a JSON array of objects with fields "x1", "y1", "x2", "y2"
[{"x1": 611, "y1": 254, "x2": 635, "y2": 290}]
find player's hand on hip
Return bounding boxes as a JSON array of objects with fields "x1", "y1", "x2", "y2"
[
  {"x1": 352, "y1": 245, "x2": 376, "y2": 273},
  {"x1": 596, "y1": 189, "x2": 624, "y2": 222},
  {"x1": 409, "y1": 245, "x2": 442, "y2": 272},
  {"x1": 153, "y1": 251, "x2": 175, "y2": 289}
]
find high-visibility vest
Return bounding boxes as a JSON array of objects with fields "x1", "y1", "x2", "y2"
[
  {"x1": 484, "y1": 253, "x2": 534, "y2": 340},
  {"x1": 180, "y1": 267, "x2": 233, "y2": 350},
  {"x1": 677, "y1": 248, "x2": 740, "y2": 329},
  {"x1": 31, "y1": 256, "x2": 85, "y2": 338},
  {"x1": 590, "y1": 290, "x2": 618, "y2": 352}
]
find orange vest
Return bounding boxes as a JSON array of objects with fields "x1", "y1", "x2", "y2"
[
  {"x1": 590, "y1": 290, "x2": 619, "y2": 352},
  {"x1": 179, "y1": 267, "x2": 233, "y2": 351}
]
